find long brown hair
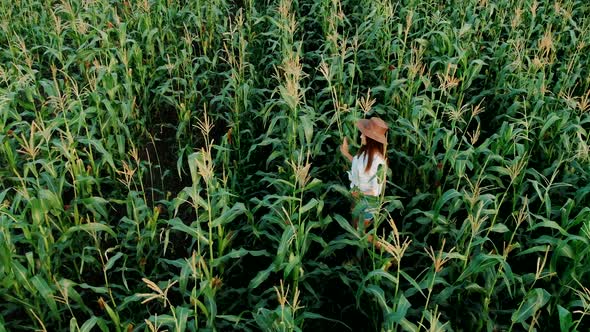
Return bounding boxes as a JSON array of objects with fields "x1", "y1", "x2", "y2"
[{"x1": 357, "y1": 136, "x2": 385, "y2": 172}]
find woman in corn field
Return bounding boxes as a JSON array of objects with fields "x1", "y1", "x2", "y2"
[{"x1": 340, "y1": 117, "x2": 389, "y2": 241}]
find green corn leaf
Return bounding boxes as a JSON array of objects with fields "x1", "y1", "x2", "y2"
[
  {"x1": 78, "y1": 138, "x2": 116, "y2": 170},
  {"x1": 61, "y1": 223, "x2": 116, "y2": 241},
  {"x1": 363, "y1": 285, "x2": 390, "y2": 312},
  {"x1": 464, "y1": 59, "x2": 486, "y2": 88},
  {"x1": 385, "y1": 294, "x2": 411, "y2": 324},
  {"x1": 254, "y1": 308, "x2": 280, "y2": 332},
  {"x1": 488, "y1": 165, "x2": 512, "y2": 178},
  {"x1": 283, "y1": 253, "x2": 301, "y2": 279},
  {"x1": 78, "y1": 197, "x2": 109, "y2": 220},
  {"x1": 529, "y1": 214, "x2": 567, "y2": 235},
  {"x1": 334, "y1": 214, "x2": 359, "y2": 238},
  {"x1": 458, "y1": 253, "x2": 504, "y2": 282},
  {"x1": 362, "y1": 270, "x2": 399, "y2": 289},
  {"x1": 211, "y1": 203, "x2": 246, "y2": 227},
  {"x1": 146, "y1": 315, "x2": 175, "y2": 331},
  {"x1": 30, "y1": 198, "x2": 43, "y2": 226},
  {"x1": 78, "y1": 283, "x2": 109, "y2": 294},
  {"x1": 489, "y1": 223, "x2": 510, "y2": 233},
  {"x1": 175, "y1": 306, "x2": 191, "y2": 332},
  {"x1": 555, "y1": 242, "x2": 575, "y2": 259},
  {"x1": 217, "y1": 314, "x2": 243, "y2": 324},
  {"x1": 248, "y1": 265, "x2": 273, "y2": 289},
  {"x1": 69, "y1": 317, "x2": 78, "y2": 332},
  {"x1": 399, "y1": 318, "x2": 419, "y2": 332},
  {"x1": 539, "y1": 113, "x2": 562, "y2": 139},
  {"x1": 57, "y1": 278, "x2": 91, "y2": 314},
  {"x1": 275, "y1": 227, "x2": 295, "y2": 265},
  {"x1": 299, "y1": 198, "x2": 318, "y2": 215},
  {"x1": 511, "y1": 288, "x2": 551, "y2": 325},
  {"x1": 95, "y1": 318, "x2": 109, "y2": 332},
  {"x1": 104, "y1": 252, "x2": 124, "y2": 272},
  {"x1": 434, "y1": 189, "x2": 462, "y2": 214},
  {"x1": 299, "y1": 311, "x2": 351, "y2": 330},
  {"x1": 30, "y1": 275, "x2": 58, "y2": 317},
  {"x1": 101, "y1": 299, "x2": 122, "y2": 332},
  {"x1": 299, "y1": 115, "x2": 314, "y2": 145},
  {"x1": 168, "y1": 218, "x2": 209, "y2": 245},
  {"x1": 465, "y1": 283, "x2": 485, "y2": 293},
  {"x1": 212, "y1": 248, "x2": 270, "y2": 267},
  {"x1": 400, "y1": 270, "x2": 425, "y2": 298},
  {"x1": 516, "y1": 245, "x2": 550, "y2": 257},
  {"x1": 39, "y1": 189, "x2": 61, "y2": 211},
  {"x1": 11, "y1": 261, "x2": 32, "y2": 290},
  {"x1": 557, "y1": 305, "x2": 573, "y2": 332},
  {"x1": 80, "y1": 316, "x2": 99, "y2": 332}
]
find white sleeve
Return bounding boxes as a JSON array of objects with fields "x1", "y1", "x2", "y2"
[
  {"x1": 368, "y1": 155, "x2": 386, "y2": 195},
  {"x1": 349, "y1": 156, "x2": 359, "y2": 189}
]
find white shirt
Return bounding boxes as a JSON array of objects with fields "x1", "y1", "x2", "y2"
[{"x1": 348, "y1": 152, "x2": 386, "y2": 196}]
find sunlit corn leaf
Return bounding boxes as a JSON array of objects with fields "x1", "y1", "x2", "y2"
[
  {"x1": 61, "y1": 223, "x2": 116, "y2": 241},
  {"x1": 69, "y1": 317, "x2": 78, "y2": 332},
  {"x1": 80, "y1": 316, "x2": 109, "y2": 332},
  {"x1": 104, "y1": 252, "x2": 124, "y2": 272},
  {"x1": 57, "y1": 278, "x2": 91, "y2": 315},
  {"x1": 78, "y1": 197, "x2": 110, "y2": 220},
  {"x1": 300, "y1": 311, "x2": 352, "y2": 330},
  {"x1": 299, "y1": 115, "x2": 314, "y2": 145},
  {"x1": 528, "y1": 213, "x2": 568, "y2": 236},
  {"x1": 384, "y1": 293, "x2": 411, "y2": 326},
  {"x1": 299, "y1": 198, "x2": 319, "y2": 215},
  {"x1": 511, "y1": 288, "x2": 551, "y2": 325},
  {"x1": 211, "y1": 202, "x2": 246, "y2": 227},
  {"x1": 363, "y1": 284, "x2": 391, "y2": 313},
  {"x1": 334, "y1": 214, "x2": 360, "y2": 238},
  {"x1": 249, "y1": 265, "x2": 274, "y2": 290},
  {"x1": 78, "y1": 283, "x2": 109, "y2": 294},
  {"x1": 458, "y1": 253, "x2": 505, "y2": 282},
  {"x1": 212, "y1": 248, "x2": 271, "y2": 267},
  {"x1": 168, "y1": 218, "x2": 209, "y2": 245},
  {"x1": 283, "y1": 253, "x2": 301, "y2": 280},
  {"x1": 30, "y1": 275, "x2": 58, "y2": 317},
  {"x1": 175, "y1": 306, "x2": 191, "y2": 332},
  {"x1": 145, "y1": 314, "x2": 176, "y2": 331},
  {"x1": 489, "y1": 223, "x2": 510, "y2": 233},
  {"x1": 557, "y1": 305, "x2": 573, "y2": 332},
  {"x1": 399, "y1": 318, "x2": 419, "y2": 332},
  {"x1": 276, "y1": 227, "x2": 295, "y2": 266},
  {"x1": 78, "y1": 138, "x2": 116, "y2": 170},
  {"x1": 400, "y1": 270, "x2": 426, "y2": 298}
]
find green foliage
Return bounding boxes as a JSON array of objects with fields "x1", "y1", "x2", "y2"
[{"x1": 1, "y1": 0, "x2": 590, "y2": 331}]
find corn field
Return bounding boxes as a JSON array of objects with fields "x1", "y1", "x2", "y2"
[{"x1": 1, "y1": 0, "x2": 590, "y2": 331}]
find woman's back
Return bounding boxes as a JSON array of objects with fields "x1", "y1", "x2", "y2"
[{"x1": 348, "y1": 152, "x2": 385, "y2": 196}]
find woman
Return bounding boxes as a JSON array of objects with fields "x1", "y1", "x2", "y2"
[{"x1": 340, "y1": 117, "x2": 389, "y2": 230}]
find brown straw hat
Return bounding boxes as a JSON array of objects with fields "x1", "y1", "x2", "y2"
[{"x1": 356, "y1": 117, "x2": 389, "y2": 144}]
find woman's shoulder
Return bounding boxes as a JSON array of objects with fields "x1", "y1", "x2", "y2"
[
  {"x1": 374, "y1": 152, "x2": 386, "y2": 164},
  {"x1": 351, "y1": 154, "x2": 363, "y2": 166},
  {"x1": 353, "y1": 151, "x2": 385, "y2": 162},
  {"x1": 352, "y1": 153, "x2": 365, "y2": 161}
]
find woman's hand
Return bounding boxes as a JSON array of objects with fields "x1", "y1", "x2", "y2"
[
  {"x1": 340, "y1": 137, "x2": 349, "y2": 154},
  {"x1": 340, "y1": 137, "x2": 353, "y2": 162}
]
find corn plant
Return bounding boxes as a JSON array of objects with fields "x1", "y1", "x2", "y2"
[{"x1": 2, "y1": 0, "x2": 590, "y2": 331}]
